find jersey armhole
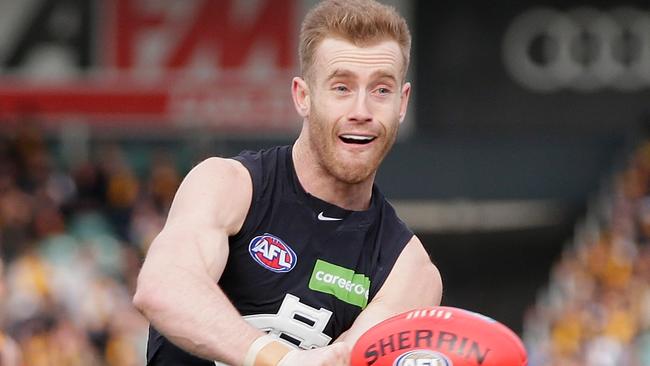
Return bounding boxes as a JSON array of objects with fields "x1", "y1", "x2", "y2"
[
  {"x1": 229, "y1": 155, "x2": 259, "y2": 243},
  {"x1": 368, "y1": 223, "x2": 413, "y2": 301}
]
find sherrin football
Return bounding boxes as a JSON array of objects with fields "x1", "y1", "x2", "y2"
[{"x1": 350, "y1": 306, "x2": 527, "y2": 366}]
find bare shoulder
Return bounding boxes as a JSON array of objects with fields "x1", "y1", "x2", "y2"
[
  {"x1": 400, "y1": 236, "x2": 442, "y2": 286},
  {"x1": 183, "y1": 156, "x2": 250, "y2": 185},
  {"x1": 374, "y1": 235, "x2": 443, "y2": 308},
  {"x1": 401, "y1": 236, "x2": 438, "y2": 271},
  {"x1": 165, "y1": 156, "x2": 253, "y2": 236}
]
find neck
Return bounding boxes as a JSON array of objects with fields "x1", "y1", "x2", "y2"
[{"x1": 292, "y1": 135, "x2": 374, "y2": 211}]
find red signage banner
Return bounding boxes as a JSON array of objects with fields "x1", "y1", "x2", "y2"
[{"x1": 0, "y1": 0, "x2": 301, "y2": 133}]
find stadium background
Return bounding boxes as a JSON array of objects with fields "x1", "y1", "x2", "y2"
[{"x1": 0, "y1": 0, "x2": 648, "y2": 365}]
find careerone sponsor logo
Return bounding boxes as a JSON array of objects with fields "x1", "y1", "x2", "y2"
[{"x1": 308, "y1": 259, "x2": 370, "y2": 309}]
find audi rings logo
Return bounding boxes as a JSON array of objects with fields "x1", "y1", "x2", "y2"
[{"x1": 503, "y1": 7, "x2": 650, "y2": 92}]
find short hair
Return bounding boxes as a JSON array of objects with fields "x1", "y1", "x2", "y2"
[{"x1": 299, "y1": 0, "x2": 411, "y2": 81}]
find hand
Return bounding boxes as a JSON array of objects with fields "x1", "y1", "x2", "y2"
[{"x1": 278, "y1": 342, "x2": 350, "y2": 366}]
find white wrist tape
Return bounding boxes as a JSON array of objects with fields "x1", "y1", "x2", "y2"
[{"x1": 243, "y1": 335, "x2": 276, "y2": 366}]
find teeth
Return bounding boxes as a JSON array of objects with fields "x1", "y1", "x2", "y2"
[{"x1": 340, "y1": 134, "x2": 374, "y2": 141}]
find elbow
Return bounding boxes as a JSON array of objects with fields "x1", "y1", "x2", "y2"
[
  {"x1": 132, "y1": 283, "x2": 148, "y2": 315},
  {"x1": 132, "y1": 285, "x2": 147, "y2": 314},
  {"x1": 132, "y1": 274, "x2": 163, "y2": 317}
]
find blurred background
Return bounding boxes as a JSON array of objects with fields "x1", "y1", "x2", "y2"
[{"x1": 0, "y1": 0, "x2": 649, "y2": 365}]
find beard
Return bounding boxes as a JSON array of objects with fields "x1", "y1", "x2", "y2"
[{"x1": 307, "y1": 104, "x2": 399, "y2": 184}]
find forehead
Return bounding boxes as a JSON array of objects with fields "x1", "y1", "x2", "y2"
[{"x1": 312, "y1": 38, "x2": 403, "y2": 81}]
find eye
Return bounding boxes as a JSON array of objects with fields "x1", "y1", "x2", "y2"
[
  {"x1": 374, "y1": 87, "x2": 392, "y2": 96},
  {"x1": 333, "y1": 85, "x2": 349, "y2": 93}
]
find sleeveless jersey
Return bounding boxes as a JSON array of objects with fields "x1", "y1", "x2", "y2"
[{"x1": 146, "y1": 145, "x2": 413, "y2": 365}]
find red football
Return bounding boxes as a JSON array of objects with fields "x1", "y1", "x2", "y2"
[{"x1": 350, "y1": 306, "x2": 527, "y2": 366}]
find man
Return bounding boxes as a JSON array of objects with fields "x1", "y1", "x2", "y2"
[{"x1": 133, "y1": 1, "x2": 443, "y2": 365}]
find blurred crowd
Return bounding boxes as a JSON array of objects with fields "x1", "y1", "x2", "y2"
[
  {"x1": 5, "y1": 122, "x2": 650, "y2": 366},
  {"x1": 524, "y1": 141, "x2": 650, "y2": 366},
  {"x1": 0, "y1": 125, "x2": 183, "y2": 365}
]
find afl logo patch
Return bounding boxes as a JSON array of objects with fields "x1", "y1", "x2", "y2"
[
  {"x1": 248, "y1": 234, "x2": 297, "y2": 273},
  {"x1": 393, "y1": 350, "x2": 452, "y2": 366}
]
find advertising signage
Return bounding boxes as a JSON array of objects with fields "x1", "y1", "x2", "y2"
[
  {"x1": 415, "y1": 1, "x2": 650, "y2": 135},
  {"x1": 0, "y1": 0, "x2": 300, "y2": 133}
]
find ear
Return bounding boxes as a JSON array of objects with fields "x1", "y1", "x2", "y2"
[
  {"x1": 291, "y1": 77, "x2": 310, "y2": 118},
  {"x1": 398, "y1": 82, "x2": 411, "y2": 123}
]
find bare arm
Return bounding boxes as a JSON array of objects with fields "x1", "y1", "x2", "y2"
[
  {"x1": 133, "y1": 157, "x2": 263, "y2": 364},
  {"x1": 133, "y1": 157, "x2": 349, "y2": 366},
  {"x1": 336, "y1": 235, "x2": 443, "y2": 346}
]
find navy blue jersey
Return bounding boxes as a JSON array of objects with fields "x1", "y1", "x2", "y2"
[{"x1": 146, "y1": 145, "x2": 413, "y2": 365}]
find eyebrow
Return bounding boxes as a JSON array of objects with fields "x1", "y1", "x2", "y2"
[
  {"x1": 325, "y1": 69, "x2": 398, "y2": 84},
  {"x1": 370, "y1": 70, "x2": 398, "y2": 84},
  {"x1": 326, "y1": 69, "x2": 356, "y2": 82}
]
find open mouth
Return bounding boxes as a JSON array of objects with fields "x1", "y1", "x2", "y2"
[{"x1": 339, "y1": 134, "x2": 376, "y2": 145}]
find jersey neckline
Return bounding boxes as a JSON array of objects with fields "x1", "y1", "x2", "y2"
[{"x1": 285, "y1": 144, "x2": 380, "y2": 224}]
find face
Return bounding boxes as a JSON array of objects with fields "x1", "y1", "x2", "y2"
[{"x1": 294, "y1": 38, "x2": 411, "y2": 184}]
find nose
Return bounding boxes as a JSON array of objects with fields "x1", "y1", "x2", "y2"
[{"x1": 348, "y1": 92, "x2": 373, "y2": 123}]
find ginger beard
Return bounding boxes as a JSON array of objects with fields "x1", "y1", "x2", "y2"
[{"x1": 306, "y1": 99, "x2": 400, "y2": 185}]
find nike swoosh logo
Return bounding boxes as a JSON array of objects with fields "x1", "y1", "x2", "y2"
[{"x1": 317, "y1": 212, "x2": 343, "y2": 221}]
